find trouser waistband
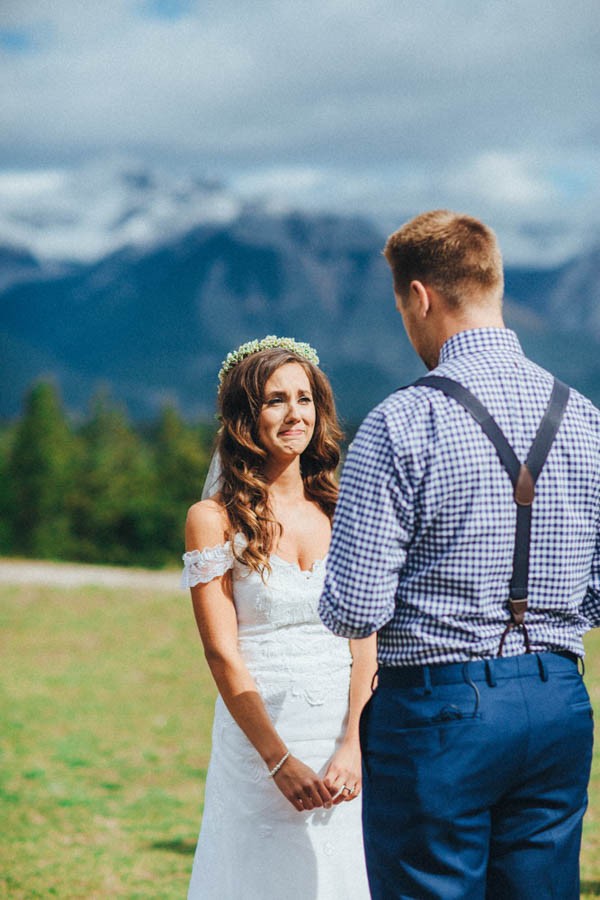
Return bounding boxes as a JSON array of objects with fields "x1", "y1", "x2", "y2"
[{"x1": 377, "y1": 651, "x2": 579, "y2": 689}]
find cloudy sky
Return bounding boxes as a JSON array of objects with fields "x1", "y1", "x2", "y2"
[{"x1": 0, "y1": 0, "x2": 599, "y2": 265}]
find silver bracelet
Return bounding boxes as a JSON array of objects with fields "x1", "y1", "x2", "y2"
[{"x1": 268, "y1": 750, "x2": 290, "y2": 778}]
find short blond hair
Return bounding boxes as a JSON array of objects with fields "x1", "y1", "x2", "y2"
[{"x1": 383, "y1": 210, "x2": 504, "y2": 308}]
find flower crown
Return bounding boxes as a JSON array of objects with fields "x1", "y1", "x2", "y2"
[{"x1": 218, "y1": 335, "x2": 320, "y2": 385}]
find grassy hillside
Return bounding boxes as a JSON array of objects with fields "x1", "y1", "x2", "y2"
[{"x1": 1, "y1": 580, "x2": 600, "y2": 897}]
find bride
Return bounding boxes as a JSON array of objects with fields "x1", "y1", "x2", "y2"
[{"x1": 182, "y1": 336, "x2": 375, "y2": 898}]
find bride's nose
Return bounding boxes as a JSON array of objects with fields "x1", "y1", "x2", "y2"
[{"x1": 285, "y1": 402, "x2": 302, "y2": 422}]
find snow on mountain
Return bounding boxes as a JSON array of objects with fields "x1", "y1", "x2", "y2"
[
  {"x1": 0, "y1": 158, "x2": 242, "y2": 265},
  {"x1": 1, "y1": 157, "x2": 598, "y2": 272}
]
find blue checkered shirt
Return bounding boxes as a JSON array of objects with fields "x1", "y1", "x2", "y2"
[{"x1": 319, "y1": 328, "x2": 600, "y2": 665}]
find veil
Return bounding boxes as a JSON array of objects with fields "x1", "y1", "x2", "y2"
[{"x1": 202, "y1": 449, "x2": 224, "y2": 500}]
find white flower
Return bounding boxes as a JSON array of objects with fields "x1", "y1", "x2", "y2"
[{"x1": 217, "y1": 335, "x2": 320, "y2": 385}]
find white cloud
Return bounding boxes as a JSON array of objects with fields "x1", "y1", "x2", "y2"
[
  {"x1": 449, "y1": 154, "x2": 555, "y2": 209},
  {"x1": 0, "y1": 168, "x2": 66, "y2": 199},
  {"x1": 1, "y1": 1, "x2": 597, "y2": 163},
  {"x1": 0, "y1": 1, "x2": 598, "y2": 263}
]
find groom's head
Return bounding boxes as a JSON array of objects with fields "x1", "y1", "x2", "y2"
[{"x1": 383, "y1": 210, "x2": 505, "y2": 368}]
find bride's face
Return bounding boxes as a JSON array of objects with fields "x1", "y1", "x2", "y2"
[{"x1": 257, "y1": 362, "x2": 316, "y2": 462}]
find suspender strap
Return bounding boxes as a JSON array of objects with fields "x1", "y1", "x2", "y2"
[
  {"x1": 510, "y1": 378, "x2": 570, "y2": 602},
  {"x1": 414, "y1": 375, "x2": 570, "y2": 654},
  {"x1": 414, "y1": 376, "x2": 522, "y2": 485},
  {"x1": 525, "y1": 379, "x2": 571, "y2": 481}
]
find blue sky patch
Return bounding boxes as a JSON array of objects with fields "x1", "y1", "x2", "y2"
[
  {"x1": 0, "y1": 27, "x2": 35, "y2": 54},
  {"x1": 138, "y1": 0, "x2": 195, "y2": 20}
]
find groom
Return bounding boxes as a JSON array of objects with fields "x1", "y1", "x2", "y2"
[{"x1": 319, "y1": 210, "x2": 600, "y2": 899}]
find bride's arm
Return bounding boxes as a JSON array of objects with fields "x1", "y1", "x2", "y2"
[
  {"x1": 323, "y1": 634, "x2": 377, "y2": 802},
  {"x1": 186, "y1": 501, "x2": 333, "y2": 812}
]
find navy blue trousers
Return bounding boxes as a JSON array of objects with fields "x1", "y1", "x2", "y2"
[{"x1": 360, "y1": 653, "x2": 593, "y2": 899}]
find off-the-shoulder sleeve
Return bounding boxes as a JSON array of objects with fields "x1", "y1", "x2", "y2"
[{"x1": 180, "y1": 543, "x2": 235, "y2": 588}]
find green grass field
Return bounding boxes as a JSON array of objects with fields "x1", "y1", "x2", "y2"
[{"x1": 1, "y1": 579, "x2": 600, "y2": 898}]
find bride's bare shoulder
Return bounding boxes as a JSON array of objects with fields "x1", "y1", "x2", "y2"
[{"x1": 185, "y1": 496, "x2": 228, "y2": 547}]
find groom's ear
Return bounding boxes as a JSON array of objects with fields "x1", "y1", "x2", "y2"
[{"x1": 409, "y1": 280, "x2": 431, "y2": 319}]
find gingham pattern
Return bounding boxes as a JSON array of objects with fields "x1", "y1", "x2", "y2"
[{"x1": 319, "y1": 328, "x2": 600, "y2": 665}]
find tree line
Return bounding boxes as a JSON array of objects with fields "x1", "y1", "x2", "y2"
[{"x1": 0, "y1": 382, "x2": 216, "y2": 568}]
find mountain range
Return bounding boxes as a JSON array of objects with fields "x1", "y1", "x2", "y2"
[{"x1": 1, "y1": 162, "x2": 599, "y2": 424}]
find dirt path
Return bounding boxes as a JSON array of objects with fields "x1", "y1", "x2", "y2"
[{"x1": 0, "y1": 558, "x2": 180, "y2": 592}]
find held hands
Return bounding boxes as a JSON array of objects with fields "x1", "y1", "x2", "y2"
[
  {"x1": 323, "y1": 740, "x2": 362, "y2": 805},
  {"x1": 271, "y1": 754, "x2": 333, "y2": 812}
]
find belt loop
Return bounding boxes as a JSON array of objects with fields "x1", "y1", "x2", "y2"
[
  {"x1": 578, "y1": 657, "x2": 585, "y2": 677},
  {"x1": 422, "y1": 666, "x2": 433, "y2": 695},
  {"x1": 536, "y1": 654, "x2": 549, "y2": 683},
  {"x1": 485, "y1": 659, "x2": 497, "y2": 687},
  {"x1": 462, "y1": 662, "x2": 481, "y2": 717}
]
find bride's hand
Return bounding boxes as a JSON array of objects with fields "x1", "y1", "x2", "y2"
[
  {"x1": 272, "y1": 755, "x2": 333, "y2": 812},
  {"x1": 323, "y1": 740, "x2": 362, "y2": 804}
]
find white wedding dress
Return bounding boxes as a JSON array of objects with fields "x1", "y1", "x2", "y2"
[{"x1": 181, "y1": 534, "x2": 370, "y2": 899}]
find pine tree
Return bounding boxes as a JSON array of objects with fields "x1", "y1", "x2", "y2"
[
  {"x1": 7, "y1": 381, "x2": 77, "y2": 558},
  {"x1": 70, "y1": 392, "x2": 159, "y2": 566},
  {"x1": 4, "y1": 382, "x2": 217, "y2": 567}
]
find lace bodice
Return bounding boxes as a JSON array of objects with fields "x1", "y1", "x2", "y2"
[
  {"x1": 181, "y1": 535, "x2": 351, "y2": 706},
  {"x1": 181, "y1": 534, "x2": 329, "y2": 630}
]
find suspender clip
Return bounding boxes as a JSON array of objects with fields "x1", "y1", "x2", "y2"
[
  {"x1": 499, "y1": 608, "x2": 532, "y2": 656},
  {"x1": 514, "y1": 464, "x2": 535, "y2": 506},
  {"x1": 509, "y1": 598, "x2": 528, "y2": 626}
]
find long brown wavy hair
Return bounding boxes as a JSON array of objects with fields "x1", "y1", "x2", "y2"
[{"x1": 216, "y1": 347, "x2": 342, "y2": 573}]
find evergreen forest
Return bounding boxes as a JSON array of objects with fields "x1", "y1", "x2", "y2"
[{"x1": 0, "y1": 382, "x2": 216, "y2": 568}]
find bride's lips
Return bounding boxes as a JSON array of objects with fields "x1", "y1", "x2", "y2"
[{"x1": 278, "y1": 429, "x2": 305, "y2": 437}]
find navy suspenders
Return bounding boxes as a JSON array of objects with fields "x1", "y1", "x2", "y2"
[{"x1": 414, "y1": 375, "x2": 570, "y2": 655}]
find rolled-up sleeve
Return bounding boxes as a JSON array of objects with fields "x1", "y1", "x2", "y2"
[{"x1": 319, "y1": 406, "x2": 415, "y2": 638}]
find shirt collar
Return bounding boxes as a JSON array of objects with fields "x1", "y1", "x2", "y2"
[{"x1": 438, "y1": 328, "x2": 523, "y2": 365}]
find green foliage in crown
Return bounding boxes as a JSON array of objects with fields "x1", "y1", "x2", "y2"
[{"x1": 218, "y1": 335, "x2": 320, "y2": 385}]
